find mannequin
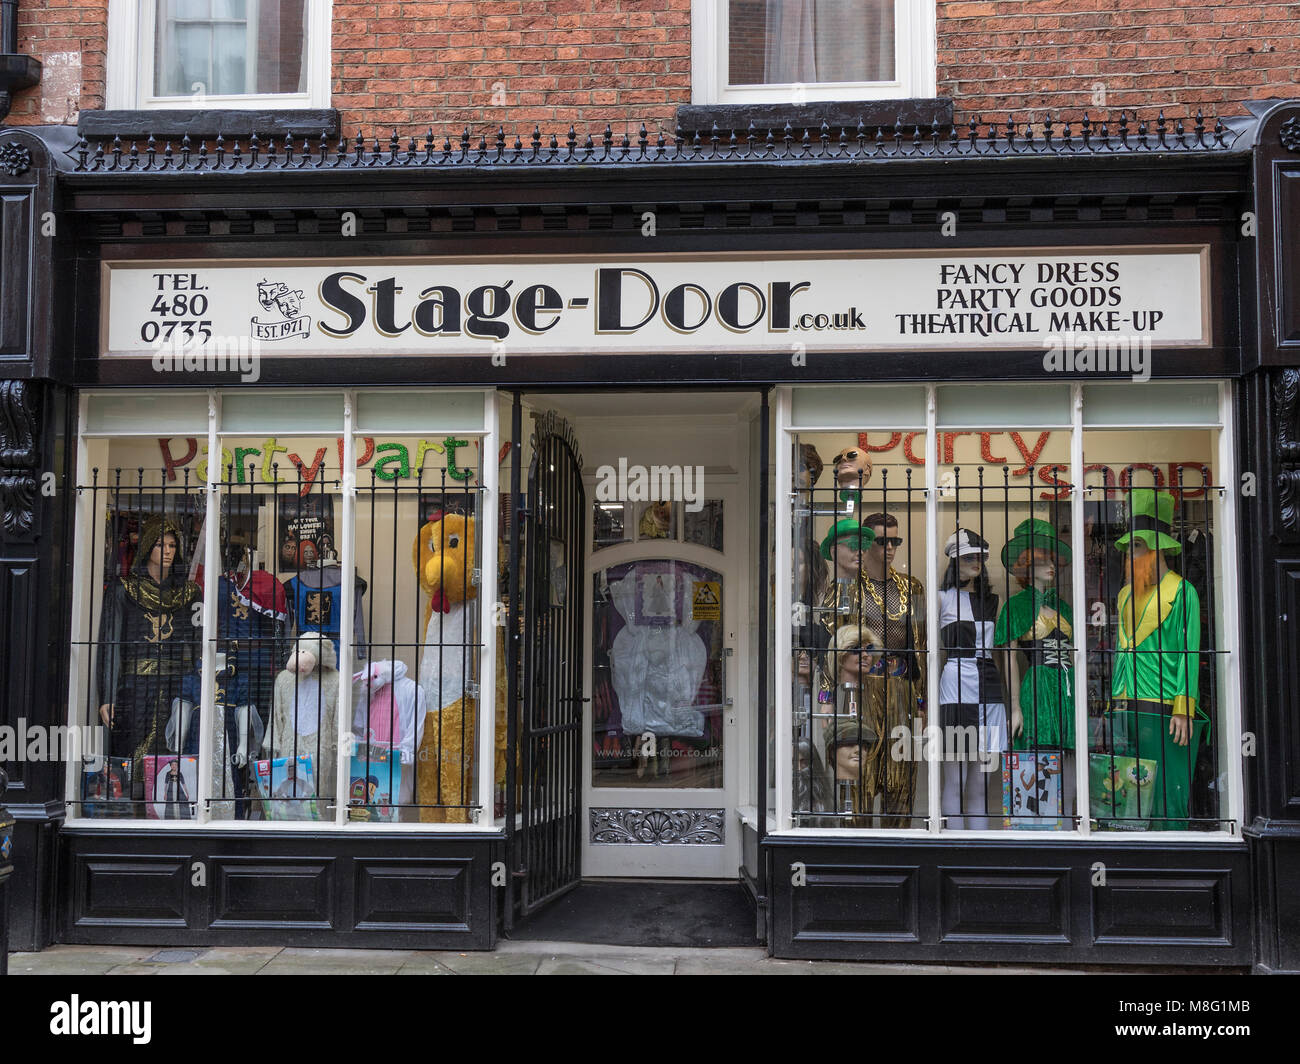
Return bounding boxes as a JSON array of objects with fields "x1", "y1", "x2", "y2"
[
  {"x1": 793, "y1": 444, "x2": 828, "y2": 611},
  {"x1": 824, "y1": 718, "x2": 878, "y2": 824},
  {"x1": 939, "y1": 529, "x2": 1015, "y2": 830},
  {"x1": 831, "y1": 445, "x2": 873, "y2": 515},
  {"x1": 97, "y1": 516, "x2": 202, "y2": 768},
  {"x1": 994, "y1": 518, "x2": 1075, "y2": 825},
  {"x1": 265, "y1": 633, "x2": 340, "y2": 816},
  {"x1": 168, "y1": 654, "x2": 264, "y2": 819},
  {"x1": 215, "y1": 565, "x2": 287, "y2": 719},
  {"x1": 1109, "y1": 489, "x2": 1203, "y2": 829},
  {"x1": 855, "y1": 512, "x2": 926, "y2": 828}
]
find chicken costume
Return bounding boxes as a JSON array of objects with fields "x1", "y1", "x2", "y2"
[{"x1": 414, "y1": 512, "x2": 481, "y2": 823}]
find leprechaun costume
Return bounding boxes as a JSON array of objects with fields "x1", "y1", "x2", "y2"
[
  {"x1": 1108, "y1": 489, "x2": 1205, "y2": 830},
  {"x1": 994, "y1": 519, "x2": 1075, "y2": 751}
]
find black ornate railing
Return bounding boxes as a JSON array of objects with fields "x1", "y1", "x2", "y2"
[{"x1": 70, "y1": 112, "x2": 1240, "y2": 173}]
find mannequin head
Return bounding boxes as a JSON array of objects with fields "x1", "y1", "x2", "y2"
[
  {"x1": 1122, "y1": 540, "x2": 1166, "y2": 596},
  {"x1": 833, "y1": 625, "x2": 883, "y2": 687},
  {"x1": 862, "y1": 512, "x2": 901, "y2": 574},
  {"x1": 1011, "y1": 547, "x2": 1057, "y2": 590},
  {"x1": 797, "y1": 444, "x2": 824, "y2": 490},
  {"x1": 134, "y1": 516, "x2": 186, "y2": 585},
  {"x1": 825, "y1": 720, "x2": 874, "y2": 781},
  {"x1": 831, "y1": 446, "x2": 873, "y2": 489},
  {"x1": 819, "y1": 519, "x2": 875, "y2": 579},
  {"x1": 942, "y1": 528, "x2": 995, "y2": 598}
]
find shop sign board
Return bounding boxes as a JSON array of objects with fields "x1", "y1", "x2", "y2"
[{"x1": 102, "y1": 248, "x2": 1210, "y2": 359}]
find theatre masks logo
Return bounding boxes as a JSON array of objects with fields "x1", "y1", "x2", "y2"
[{"x1": 253, "y1": 279, "x2": 312, "y2": 341}]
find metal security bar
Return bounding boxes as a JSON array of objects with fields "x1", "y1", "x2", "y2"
[
  {"x1": 782, "y1": 402, "x2": 1232, "y2": 836},
  {"x1": 74, "y1": 467, "x2": 206, "y2": 819},
  {"x1": 792, "y1": 457, "x2": 927, "y2": 828}
]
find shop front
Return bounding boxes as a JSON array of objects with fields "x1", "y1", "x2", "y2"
[{"x1": 2, "y1": 104, "x2": 1299, "y2": 968}]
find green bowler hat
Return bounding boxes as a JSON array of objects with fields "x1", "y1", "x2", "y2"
[
  {"x1": 1115, "y1": 488, "x2": 1181, "y2": 553},
  {"x1": 819, "y1": 519, "x2": 876, "y2": 560},
  {"x1": 1000, "y1": 517, "x2": 1071, "y2": 568}
]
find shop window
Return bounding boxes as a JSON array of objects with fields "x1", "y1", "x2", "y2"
[
  {"x1": 693, "y1": 0, "x2": 936, "y2": 104},
  {"x1": 70, "y1": 391, "x2": 498, "y2": 828},
  {"x1": 593, "y1": 499, "x2": 725, "y2": 553},
  {"x1": 106, "y1": 0, "x2": 330, "y2": 109},
  {"x1": 778, "y1": 383, "x2": 1236, "y2": 838}
]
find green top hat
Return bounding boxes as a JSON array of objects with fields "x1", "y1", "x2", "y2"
[
  {"x1": 819, "y1": 519, "x2": 876, "y2": 560},
  {"x1": 1114, "y1": 489, "x2": 1181, "y2": 553},
  {"x1": 825, "y1": 718, "x2": 878, "y2": 751},
  {"x1": 1000, "y1": 518, "x2": 1071, "y2": 568}
]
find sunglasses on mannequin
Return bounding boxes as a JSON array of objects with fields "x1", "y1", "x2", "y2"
[
  {"x1": 832, "y1": 449, "x2": 864, "y2": 466},
  {"x1": 874, "y1": 536, "x2": 904, "y2": 548}
]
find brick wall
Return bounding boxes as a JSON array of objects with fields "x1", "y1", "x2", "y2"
[
  {"x1": 9, "y1": 0, "x2": 105, "y2": 124},
  {"x1": 5, "y1": 0, "x2": 1300, "y2": 131},
  {"x1": 937, "y1": 0, "x2": 1300, "y2": 123}
]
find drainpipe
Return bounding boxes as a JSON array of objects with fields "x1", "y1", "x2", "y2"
[{"x1": 0, "y1": 0, "x2": 42, "y2": 125}]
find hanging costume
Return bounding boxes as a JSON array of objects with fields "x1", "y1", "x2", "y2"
[
  {"x1": 167, "y1": 664, "x2": 264, "y2": 819},
  {"x1": 97, "y1": 516, "x2": 202, "y2": 767},
  {"x1": 214, "y1": 569, "x2": 287, "y2": 717},
  {"x1": 266, "y1": 633, "x2": 340, "y2": 813},
  {"x1": 285, "y1": 565, "x2": 368, "y2": 662},
  {"x1": 819, "y1": 567, "x2": 926, "y2": 828},
  {"x1": 994, "y1": 587, "x2": 1074, "y2": 750},
  {"x1": 1109, "y1": 570, "x2": 1203, "y2": 828},
  {"x1": 352, "y1": 659, "x2": 427, "y2": 807}
]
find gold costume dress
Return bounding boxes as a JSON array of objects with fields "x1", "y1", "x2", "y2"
[{"x1": 819, "y1": 569, "x2": 927, "y2": 827}]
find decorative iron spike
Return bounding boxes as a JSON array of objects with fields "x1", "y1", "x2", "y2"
[
  {"x1": 1214, "y1": 117, "x2": 1226, "y2": 145},
  {"x1": 603, "y1": 123, "x2": 613, "y2": 152},
  {"x1": 1195, "y1": 109, "x2": 1205, "y2": 145},
  {"x1": 1118, "y1": 112, "x2": 1129, "y2": 147},
  {"x1": 230, "y1": 139, "x2": 242, "y2": 169},
  {"x1": 1081, "y1": 113, "x2": 1092, "y2": 148},
  {"x1": 1157, "y1": 111, "x2": 1167, "y2": 148},
  {"x1": 639, "y1": 122, "x2": 649, "y2": 155},
  {"x1": 566, "y1": 125, "x2": 576, "y2": 153},
  {"x1": 249, "y1": 132, "x2": 259, "y2": 166}
]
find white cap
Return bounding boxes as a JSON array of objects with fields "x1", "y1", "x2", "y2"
[{"x1": 945, "y1": 528, "x2": 989, "y2": 559}]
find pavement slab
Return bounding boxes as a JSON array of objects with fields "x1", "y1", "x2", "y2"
[{"x1": 10, "y1": 945, "x2": 160, "y2": 975}]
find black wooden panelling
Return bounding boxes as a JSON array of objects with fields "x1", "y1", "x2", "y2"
[
  {"x1": 75, "y1": 856, "x2": 188, "y2": 926},
  {"x1": 0, "y1": 555, "x2": 35, "y2": 795},
  {"x1": 1093, "y1": 869, "x2": 1232, "y2": 945},
  {"x1": 1277, "y1": 171, "x2": 1300, "y2": 349},
  {"x1": 211, "y1": 858, "x2": 336, "y2": 929},
  {"x1": 58, "y1": 830, "x2": 500, "y2": 948},
  {"x1": 1277, "y1": 563, "x2": 1300, "y2": 813},
  {"x1": 766, "y1": 839, "x2": 1251, "y2": 964},
  {"x1": 791, "y1": 864, "x2": 920, "y2": 942},
  {"x1": 353, "y1": 858, "x2": 473, "y2": 932},
  {"x1": 939, "y1": 868, "x2": 1070, "y2": 943},
  {"x1": 0, "y1": 192, "x2": 32, "y2": 359}
]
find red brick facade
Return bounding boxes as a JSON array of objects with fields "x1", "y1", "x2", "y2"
[{"x1": 6, "y1": 0, "x2": 1300, "y2": 129}]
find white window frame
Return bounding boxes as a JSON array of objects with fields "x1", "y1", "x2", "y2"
[
  {"x1": 106, "y1": 0, "x2": 332, "y2": 110},
  {"x1": 772, "y1": 381, "x2": 1243, "y2": 844},
  {"x1": 64, "y1": 387, "x2": 499, "y2": 833},
  {"x1": 692, "y1": 0, "x2": 937, "y2": 105}
]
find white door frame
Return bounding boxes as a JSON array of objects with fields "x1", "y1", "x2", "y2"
[{"x1": 580, "y1": 477, "x2": 750, "y2": 878}]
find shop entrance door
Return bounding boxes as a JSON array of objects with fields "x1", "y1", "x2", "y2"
[{"x1": 583, "y1": 480, "x2": 747, "y2": 878}]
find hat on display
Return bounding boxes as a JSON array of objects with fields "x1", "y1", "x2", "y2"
[
  {"x1": 1114, "y1": 489, "x2": 1182, "y2": 554},
  {"x1": 945, "y1": 528, "x2": 990, "y2": 559},
  {"x1": 825, "y1": 718, "x2": 878, "y2": 751},
  {"x1": 819, "y1": 518, "x2": 876, "y2": 560},
  {"x1": 1000, "y1": 518, "x2": 1072, "y2": 568}
]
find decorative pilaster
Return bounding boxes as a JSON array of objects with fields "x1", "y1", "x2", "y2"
[
  {"x1": 0, "y1": 379, "x2": 39, "y2": 538},
  {"x1": 1277, "y1": 369, "x2": 1300, "y2": 535}
]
